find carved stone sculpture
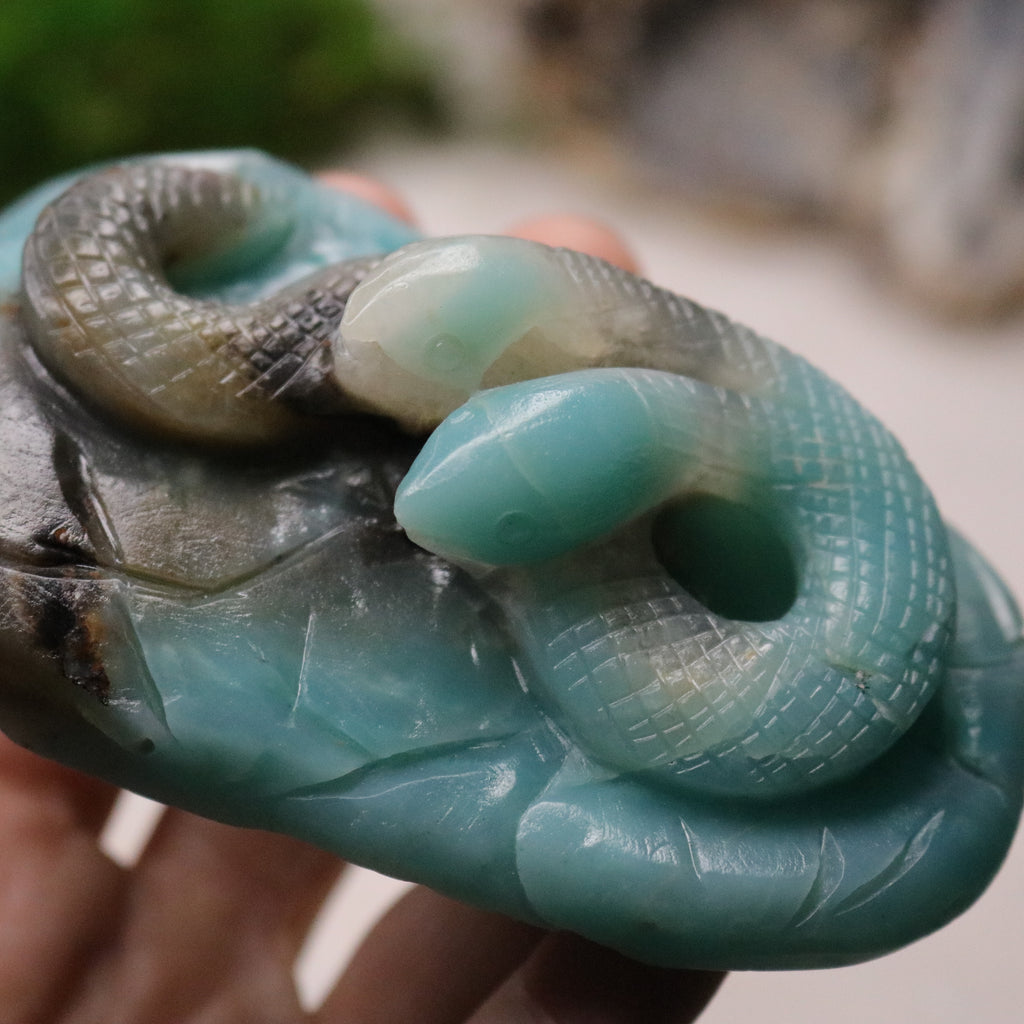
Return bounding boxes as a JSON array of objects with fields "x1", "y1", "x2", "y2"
[{"x1": 0, "y1": 151, "x2": 1020, "y2": 969}]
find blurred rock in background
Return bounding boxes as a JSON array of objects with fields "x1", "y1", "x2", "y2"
[
  {"x1": 377, "y1": 0, "x2": 1024, "y2": 321},
  {"x1": 513, "y1": 0, "x2": 1024, "y2": 321}
]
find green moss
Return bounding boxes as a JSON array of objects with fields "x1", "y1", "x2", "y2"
[{"x1": 0, "y1": 0, "x2": 444, "y2": 204}]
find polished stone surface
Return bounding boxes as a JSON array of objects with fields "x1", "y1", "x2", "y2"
[{"x1": 0, "y1": 151, "x2": 1020, "y2": 970}]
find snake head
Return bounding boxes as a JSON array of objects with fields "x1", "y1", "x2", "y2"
[{"x1": 395, "y1": 370, "x2": 683, "y2": 564}]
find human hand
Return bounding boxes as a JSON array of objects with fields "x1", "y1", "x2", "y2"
[{"x1": 0, "y1": 175, "x2": 725, "y2": 1023}]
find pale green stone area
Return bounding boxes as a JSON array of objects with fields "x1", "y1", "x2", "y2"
[
  {"x1": 342, "y1": 236, "x2": 564, "y2": 393},
  {"x1": 0, "y1": 152, "x2": 1021, "y2": 970}
]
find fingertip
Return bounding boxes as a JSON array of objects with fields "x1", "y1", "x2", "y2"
[
  {"x1": 315, "y1": 177, "x2": 636, "y2": 270},
  {"x1": 0, "y1": 732, "x2": 121, "y2": 835},
  {"x1": 316, "y1": 171, "x2": 418, "y2": 226},
  {"x1": 508, "y1": 214, "x2": 640, "y2": 273}
]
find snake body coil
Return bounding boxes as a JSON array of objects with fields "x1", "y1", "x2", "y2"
[
  {"x1": 21, "y1": 163, "x2": 380, "y2": 444},
  {"x1": 382, "y1": 239, "x2": 955, "y2": 796}
]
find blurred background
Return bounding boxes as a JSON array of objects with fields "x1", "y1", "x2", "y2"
[{"x1": 6, "y1": 1, "x2": 1024, "y2": 1020}]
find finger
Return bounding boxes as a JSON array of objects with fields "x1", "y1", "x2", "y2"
[
  {"x1": 317, "y1": 886, "x2": 543, "y2": 1024},
  {"x1": 508, "y1": 214, "x2": 640, "y2": 273},
  {"x1": 316, "y1": 171, "x2": 418, "y2": 225},
  {"x1": 316, "y1": 175, "x2": 638, "y2": 277},
  {"x1": 0, "y1": 733, "x2": 125, "y2": 1021},
  {"x1": 62, "y1": 810, "x2": 344, "y2": 1023},
  {"x1": 0, "y1": 728, "x2": 121, "y2": 834},
  {"x1": 468, "y1": 932, "x2": 726, "y2": 1024}
]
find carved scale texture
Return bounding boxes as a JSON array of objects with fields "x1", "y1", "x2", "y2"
[
  {"x1": 407, "y1": 247, "x2": 956, "y2": 795},
  {"x1": 21, "y1": 164, "x2": 381, "y2": 443},
  {"x1": 1, "y1": 153, "x2": 1020, "y2": 970}
]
